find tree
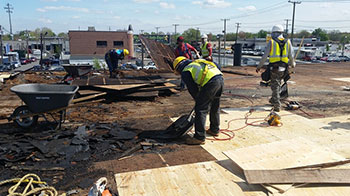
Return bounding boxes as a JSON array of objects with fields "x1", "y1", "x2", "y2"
[
  {"x1": 57, "y1": 32, "x2": 68, "y2": 39},
  {"x1": 328, "y1": 30, "x2": 342, "y2": 41},
  {"x1": 257, "y1": 30, "x2": 268, "y2": 38},
  {"x1": 312, "y1": 28, "x2": 328, "y2": 41},
  {"x1": 182, "y1": 28, "x2": 200, "y2": 42},
  {"x1": 297, "y1": 30, "x2": 311, "y2": 38}
]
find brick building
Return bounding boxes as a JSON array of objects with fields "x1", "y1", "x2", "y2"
[{"x1": 69, "y1": 26, "x2": 134, "y2": 60}]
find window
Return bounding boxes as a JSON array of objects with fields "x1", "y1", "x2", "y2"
[
  {"x1": 97, "y1": 41, "x2": 107, "y2": 47},
  {"x1": 113, "y1": 41, "x2": 124, "y2": 47}
]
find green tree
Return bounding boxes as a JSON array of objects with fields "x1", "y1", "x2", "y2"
[
  {"x1": 226, "y1": 33, "x2": 236, "y2": 41},
  {"x1": 328, "y1": 30, "x2": 342, "y2": 41},
  {"x1": 297, "y1": 30, "x2": 311, "y2": 38},
  {"x1": 182, "y1": 28, "x2": 201, "y2": 42},
  {"x1": 257, "y1": 30, "x2": 268, "y2": 38},
  {"x1": 312, "y1": 28, "x2": 328, "y2": 41},
  {"x1": 57, "y1": 32, "x2": 68, "y2": 39}
]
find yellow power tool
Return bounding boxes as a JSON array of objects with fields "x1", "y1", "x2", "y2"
[{"x1": 267, "y1": 112, "x2": 281, "y2": 126}]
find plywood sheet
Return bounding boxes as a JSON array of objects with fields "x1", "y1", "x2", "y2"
[
  {"x1": 244, "y1": 169, "x2": 350, "y2": 184},
  {"x1": 115, "y1": 161, "x2": 246, "y2": 196},
  {"x1": 223, "y1": 137, "x2": 345, "y2": 170},
  {"x1": 94, "y1": 84, "x2": 149, "y2": 91}
]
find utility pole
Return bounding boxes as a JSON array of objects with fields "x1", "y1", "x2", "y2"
[
  {"x1": 235, "y1": 23, "x2": 241, "y2": 43},
  {"x1": 26, "y1": 29, "x2": 29, "y2": 59},
  {"x1": 221, "y1": 19, "x2": 229, "y2": 66},
  {"x1": 0, "y1": 25, "x2": 3, "y2": 65},
  {"x1": 155, "y1": 27, "x2": 160, "y2": 41},
  {"x1": 196, "y1": 27, "x2": 199, "y2": 43},
  {"x1": 40, "y1": 32, "x2": 48, "y2": 69},
  {"x1": 284, "y1": 19, "x2": 290, "y2": 35},
  {"x1": 173, "y1": 24, "x2": 179, "y2": 44},
  {"x1": 288, "y1": 0, "x2": 301, "y2": 45},
  {"x1": 4, "y1": 3, "x2": 13, "y2": 38}
]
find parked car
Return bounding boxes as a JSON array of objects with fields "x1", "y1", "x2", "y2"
[
  {"x1": 320, "y1": 56, "x2": 328, "y2": 61},
  {"x1": 30, "y1": 57, "x2": 37, "y2": 62},
  {"x1": 339, "y1": 56, "x2": 350, "y2": 62},
  {"x1": 143, "y1": 62, "x2": 157, "y2": 70},
  {"x1": 121, "y1": 63, "x2": 140, "y2": 70},
  {"x1": 327, "y1": 56, "x2": 340, "y2": 62},
  {"x1": 20, "y1": 58, "x2": 28, "y2": 65}
]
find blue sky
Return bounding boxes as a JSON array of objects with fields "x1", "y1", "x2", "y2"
[{"x1": 1, "y1": 0, "x2": 350, "y2": 34}]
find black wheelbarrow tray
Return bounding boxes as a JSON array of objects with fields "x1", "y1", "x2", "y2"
[
  {"x1": 63, "y1": 64, "x2": 93, "y2": 78},
  {"x1": 9, "y1": 84, "x2": 79, "y2": 128}
]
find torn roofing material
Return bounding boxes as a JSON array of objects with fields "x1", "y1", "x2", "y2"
[{"x1": 139, "y1": 35, "x2": 175, "y2": 72}]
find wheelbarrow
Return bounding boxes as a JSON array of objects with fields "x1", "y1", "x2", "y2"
[
  {"x1": 8, "y1": 84, "x2": 79, "y2": 129},
  {"x1": 63, "y1": 64, "x2": 93, "y2": 78}
]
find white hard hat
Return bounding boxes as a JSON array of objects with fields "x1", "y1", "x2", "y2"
[
  {"x1": 201, "y1": 34, "x2": 208, "y2": 39},
  {"x1": 272, "y1": 25, "x2": 284, "y2": 33}
]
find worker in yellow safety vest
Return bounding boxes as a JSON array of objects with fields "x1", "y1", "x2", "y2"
[
  {"x1": 200, "y1": 34, "x2": 213, "y2": 61},
  {"x1": 173, "y1": 56, "x2": 224, "y2": 145},
  {"x1": 256, "y1": 25, "x2": 295, "y2": 112}
]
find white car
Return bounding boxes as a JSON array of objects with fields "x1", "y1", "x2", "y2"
[{"x1": 143, "y1": 62, "x2": 157, "y2": 70}]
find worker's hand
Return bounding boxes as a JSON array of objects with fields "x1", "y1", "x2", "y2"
[{"x1": 196, "y1": 52, "x2": 200, "y2": 59}]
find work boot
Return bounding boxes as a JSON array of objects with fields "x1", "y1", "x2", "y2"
[
  {"x1": 206, "y1": 129, "x2": 219, "y2": 137},
  {"x1": 185, "y1": 137, "x2": 205, "y2": 145}
]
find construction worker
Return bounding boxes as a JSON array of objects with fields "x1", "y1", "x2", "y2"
[
  {"x1": 175, "y1": 36, "x2": 200, "y2": 60},
  {"x1": 256, "y1": 25, "x2": 295, "y2": 112},
  {"x1": 173, "y1": 57, "x2": 224, "y2": 145},
  {"x1": 200, "y1": 34, "x2": 213, "y2": 61},
  {"x1": 105, "y1": 49, "x2": 129, "y2": 78}
]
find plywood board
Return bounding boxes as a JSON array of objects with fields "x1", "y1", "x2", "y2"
[
  {"x1": 115, "y1": 161, "x2": 246, "y2": 196},
  {"x1": 271, "y1": 185, "x2": 350, "y2": 196},
  {"x1": 331, "y1": 77, "x2": 350, "y2": 82},
  {"x1": 244, "y1": 169, "x2": 350, "y2": 184},
  {"x1": 223, "y1": 137, "x2": 345, "y2": 170},
  {"x1": 94, "y1": 84, "x2": 149, "y2": 91}
]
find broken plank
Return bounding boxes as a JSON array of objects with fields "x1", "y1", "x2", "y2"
[
  {"x1": 10, "y1": 166, "x2": 65, "y2": 171},
  {"x1": 72, "y1": 92, "x2": 107, "y2": 103},
  {"x1": 94, "y1": 84, "x2": 150, "y2": 91},
  {"x1": 245, "y1": 169, "x2": 350, "y2": 184}
]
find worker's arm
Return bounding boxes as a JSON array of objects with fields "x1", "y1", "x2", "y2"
[
  {"x1": 207, "y1": 43, "x2": 213, "y2": 61},
  {"x1": 181, "y1": 71, "x2": 199, "y2": 99},
  {"x1": 256, "y1": 41, "x2": 271, "y2": 72},
  {"x1": 187, "y1": 44, "x2": 200, "y2": 58},
  {"x1": 288, "y1": 40, "x2": 296, "y2": 68}
]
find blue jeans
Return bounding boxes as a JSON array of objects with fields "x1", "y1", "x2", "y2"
[
  {"x1": 105, "y1": 56, "x2": 118, "y2": 76},
  {"x1": 194, "y1": 76, "x2": 224, "y2": 140}
]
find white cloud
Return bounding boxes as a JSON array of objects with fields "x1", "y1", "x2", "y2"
[
  {"x1": 174, "y1": 15, "x2": 192, "y2": 20},
  {"x1": 113, "y1": 16, "x2": 121, "y2": 19},
  {"x1": 72, "y1": 16, "x2": 81, "y2": 19},
  {"x1": 133, "y1": 0, "x2": 159, "y2": 3},
  {"x1": 154, "y1": 10, "x2": 159, "y2": 14},
  {"x1": 238, "y1": 5, "x2": 256, "y2": 12},
  {"x1": 192, "y1": 0, "x2": 231, "y2": 8},
  {"x1": 38, "y1": 6, "x2": 89, "y2": 13},
  {"x1": 160, "y1": 2, "x2": 175, "y2": 9},
  {"x1": 36, "y1": 8, "x2": 47, "y2": 12},
  {"x1": 319, "y1": 2, "x2": 333, "y2": 8},
  {"x1": 38, "y1": 18, "x2": 53, "y2": 24}
]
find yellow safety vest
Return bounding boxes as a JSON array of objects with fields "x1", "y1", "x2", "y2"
[
  {"x1": 183, "y1": 59, "x2": 222, "y2": 87},
  {"x1": 201, "y1": 42, "x2": 209, "y2": 57},
  {"x1": 269, "y1": 39, "x2": 290, "y2": 64}
]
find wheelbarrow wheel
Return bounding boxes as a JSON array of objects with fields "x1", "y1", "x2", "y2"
[{"x1": 12, "y1": 106, "x2": 38, "y2": 128}]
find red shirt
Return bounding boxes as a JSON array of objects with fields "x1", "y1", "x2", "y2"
[
  {"x1": 175, "y1": 43, "x2": 196, "y2": 60},
  {"x1": 206, "y1": 42, "x2": 213, "y2": 57}
]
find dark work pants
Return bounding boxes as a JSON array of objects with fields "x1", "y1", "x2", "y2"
[
  {"x1": 105, "y1": 56, "x2": 118, "y2": 76},
  {"x1": 194, "y1": 76, "x2": 224, "y2": 140}
]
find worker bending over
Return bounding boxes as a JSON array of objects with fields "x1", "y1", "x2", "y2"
[
  {"x1": 173, "y1": 57, "x2": 224, "y2": 145},
  {"x1": 105, "y1": 49, "x2": 129, "y2": 78},
  {"x1": 200, "y1": 34, "x2": 213, "y2": 61},
  {"x1": 256, "y1": 25, "x2": 295, "y2": 112}
]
